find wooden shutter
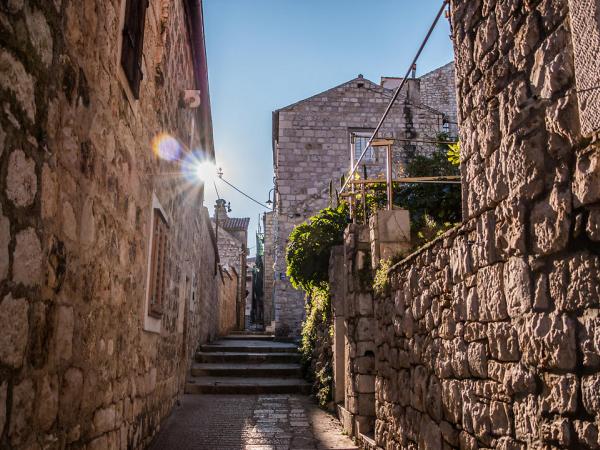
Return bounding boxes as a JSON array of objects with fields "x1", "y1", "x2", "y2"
[
  {"x1": 121, "y1": 0, "x2": 149, "y2": 99},
  {"x1": 149, "y1": 209, "x2": 169, "y2": 317}
]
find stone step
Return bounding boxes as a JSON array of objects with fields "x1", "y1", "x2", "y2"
[
  {"x1": 199, "y1": 341, "x2": 298, "y2": 354},
  {"x1": 191, "y1": 363, "x2": 303, "y2": 378},
  {"x1": 221, "y1": 334, "x2": 274, "y2": 341},
  {"x1": 195, "y1": 351, "x2": 301, "y2": 364},
  {"x1": 184, "y1": 376, "x2": 311, "y2": 395}
]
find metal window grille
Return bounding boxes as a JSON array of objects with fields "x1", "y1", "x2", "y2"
[{"x1": 149, "y1": 208, "x2": 169, "y2": 317}]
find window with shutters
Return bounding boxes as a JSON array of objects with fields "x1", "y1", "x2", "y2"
[
  {"x1": 148, "y1": 208, "x2": 169, "y2": 318},
  {"x1": 120, "y1": 0, "x2": 148, "y2": 99}
]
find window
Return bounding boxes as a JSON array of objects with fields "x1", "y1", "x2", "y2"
[
  {"x1": 148, "y1": 208, "x2": 169, "y2": 317},
  {"x1": 352, "y1": 131, "x2": 377, "y2": 165},
  {"x1": 120, "y1": 0, "x2": 149, "y2": 98}
]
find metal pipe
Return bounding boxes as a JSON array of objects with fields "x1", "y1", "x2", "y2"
[
  {"x1": 340, "y1": 0, "x2": 450, "y2": 194},
  {"x1": 386, "y1": 144, "x2": 393, "y2": 210}
]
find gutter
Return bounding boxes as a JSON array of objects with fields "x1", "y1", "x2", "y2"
[{"x1": 185, "y1": 0, "x2": 215, "y2": 159}]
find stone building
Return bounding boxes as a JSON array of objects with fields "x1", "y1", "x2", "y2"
[
  {"x1": 266, "y1": 63, "x2": 458, "y2": 337},
  {"x1": 212, "y1": 199, "x2": 250, "y2": 331},
  {"x1": 0, "y1": 0, "x2": 224, "y2": 448},
  {"x1": 327, "y1": 0, "x2": 600, "y2": 448}
]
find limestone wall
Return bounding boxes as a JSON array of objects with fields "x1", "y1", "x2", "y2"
[
  {"x1": 262, "y1": 211, "x2": 275, "y2": 326},
  {"x1": 420, "y1": 62, "x2": 459, "y2": 137},
  {"x1": 371, "y1": 1, "x2": 600, "y2": 448},
  {"x1": 218, "y1": 268, "x2": 238, "y2": 337},
  {"x1": 0, "y1": 0, "x2": 220, "y2": 448}
]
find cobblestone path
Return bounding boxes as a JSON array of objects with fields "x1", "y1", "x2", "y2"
[{"x1": 149, "y1": 394, "x2": 357, "y2": 450}]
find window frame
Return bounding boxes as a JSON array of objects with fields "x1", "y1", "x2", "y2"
[
  {"x1": 148, "y1": 207, "x2": 169, "y2": 318},
  {"x1": 351, "y1": 130, "x2": 378, "y2": 165},
  {"x1": 120, "y1": 0, "x2": 149, "y2": 99}
]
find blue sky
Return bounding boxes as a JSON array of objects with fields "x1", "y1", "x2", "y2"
[{"x1": 203, "y1": 0, "x2": 454, "y2": 255}]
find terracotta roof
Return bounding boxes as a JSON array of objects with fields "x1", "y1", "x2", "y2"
[{"x1": 222, "y1": 217, "x2": 250, "y2": 231}]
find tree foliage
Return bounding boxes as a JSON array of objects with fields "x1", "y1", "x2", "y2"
[{"x1": 286, "y1": 203, "x2": 350, "y2": 294}]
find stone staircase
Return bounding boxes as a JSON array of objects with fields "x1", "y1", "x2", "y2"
[{"x1": 185, "y1": 333, "x2": 310, "y2": 395}]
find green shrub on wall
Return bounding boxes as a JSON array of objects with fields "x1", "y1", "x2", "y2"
[
  {"x1": 286, "y1": 203, "x2": 349, "y2": 406},
  {"x1": 286, "y1": 203, "x2": 350, "y2": 293}
]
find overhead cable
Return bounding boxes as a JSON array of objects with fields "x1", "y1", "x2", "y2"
[{"x1": 340, "y1": 0, "x2": 450, "y2": 194}]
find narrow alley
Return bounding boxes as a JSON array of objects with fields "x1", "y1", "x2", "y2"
[
  {"x1": 150, "y1": 334, "x2": 355, "y2": 450},
  {"x1": 0, "y1": 0, "x2": 599, "y2": 449}
]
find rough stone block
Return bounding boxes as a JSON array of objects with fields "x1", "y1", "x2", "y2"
[
  {"x1": 357, "y1": 293, "x2": 373, "y2": 316},
  {"x1": 489, "y1": 400, "x2": 512, "y2": 436},
  {"x1": 503, "y1": 256, "x2": 532, "y2": 317},
  {"x1": 6, "y1": 149, "x2": 37, "y2": 208},
  {"x1": 518, "y1": 313, "x2": 576, "y2": 370},
  {"x1": 530, "y1": 186, "x2": 571, "y2": 255},
  {"x1": 356, "y1": 375, "x2": 375, "y2": 394},
  {"x1": 502, "y1": 363, "x2": 536, "y2": 396},
  {"x1": 487, "y1": 322, "x2": 520, "y2": 361},
  {"x1": 92, "y1": 405, "x2": 116, "y2": 437},
  {"x1": 37, "y1": 374, "x2": 58, "y2": 431},
  {"x1": 581, "y1": 374, "x2": 600, "y2": 416},
  {"x1": 541, "y1": 373, "x2": 579, "y2": 414},
  {"x1": 578, "y1": 312, "x2": 600, "y2": 369},
  {"x1": 467, "y1": 342, "x2": 487, "y2": 378},
  {"x1": 0, "y1": 294, "x2": 29, "y2": 369},
  {"x1": 513, "y1": 395, "x2": 539, "y2": 442},
  {"x1": 573, "y1": 146, "x2": 600, "y2": 206},
  {"x1": 477, "y1": 263, "x2": 508, "y2": 321},
  {"x1": 573, "y1": 420, "x2": 599, "y2": 449},
  {"x1": 13, "y1": 227, "x2": 42, "y2": 287},
  {"x1": 0, "y1": 50, "x2": 36, "y2": 121},
  {"x1": 53, "y1": 305, "x2": 74, "y2": 366},
  {"x1": 9, "y1": 378, "x2": 34, "y2": 446},
  {"x1": 569, "y1": 0, "x2": 600, "y2": 136}
]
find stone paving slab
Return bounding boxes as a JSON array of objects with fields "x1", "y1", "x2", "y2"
[{"x1": 149, "y1": 394, "x2": 357, "y2": 450}]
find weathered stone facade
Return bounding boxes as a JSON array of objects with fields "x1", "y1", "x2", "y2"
[
  {"x1": 330, "y1": 0, "x2": 600, "y2": 448},
  {"x1": 217, "y1": 266, "x2": 238, "y2": 337},
  {"x1": 0, "y1": 0, "x2": 222, "y2": 448},
  {"x1": 269, "y1": 65, "x2": 458, "y2": 338},
  {"x1": 212, "y1": 199, "x2": 249, "y2": 331}
]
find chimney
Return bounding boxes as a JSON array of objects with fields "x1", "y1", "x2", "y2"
[{"x1": 214, "y1": 198, "x2": 229, "y2": 223}]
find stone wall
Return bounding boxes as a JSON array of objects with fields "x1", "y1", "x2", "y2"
[
  {"x1": 270, "y1": 66, "x2": 457, "y2": 338},
  {"x1": 370, "y1": 0, "x2": 600, "y2": 449},
  {"x1": 420, "y1": 62, "x2": 459, "y2": 137},
  {"x1": 0, "y1": 0, "x2": 220, "y2": 448},
  {"x1": 262, "y1": 211, "x2": 275, "y2": 327},
  {"x1": 218, "y1": 267, "x2": 238, "y2": 337},
  {"x1": 334, "y1": 225, "x2": 377, "y2": 437}
]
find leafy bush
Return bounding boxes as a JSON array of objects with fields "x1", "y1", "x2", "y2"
[
  {"x1": 286, "y1": 203, "x2": 350, "y2": 293},
  {"x1": 299, "y1": 287, "x2": 333, "y2": 407}
]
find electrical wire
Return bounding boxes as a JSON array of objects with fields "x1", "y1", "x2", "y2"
[
  {"x1": 341, "y1": 0, "x2": 450, "y2": 194},
  {"x1": 217, "y1": 176, "x2": 273, "y2": 210}
]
